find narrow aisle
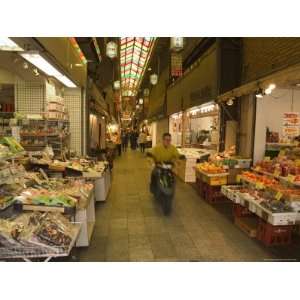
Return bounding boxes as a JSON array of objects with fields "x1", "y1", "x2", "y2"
[{"x1": 77, "y1": 150, "x2": 274, "y2": 261}]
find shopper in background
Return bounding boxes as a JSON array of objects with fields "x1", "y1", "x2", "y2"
[
  {"x1": 121, "y1": 130, "x2": 129, "y2": 152},
  {"x1": 138, "y1": 130, "x2": 147, "y2": 153},
  {"x1": 130, "y1": 128, "x2": 139, "y2": 150},
  {"x1": 112, "y1": 132, "x2": 122, "y2": 156}
]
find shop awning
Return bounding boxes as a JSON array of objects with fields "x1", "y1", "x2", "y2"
[{"x1": 217, "y1": 62, "x2": 300, "y2": 102}]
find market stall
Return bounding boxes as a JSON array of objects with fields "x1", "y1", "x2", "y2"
[
  {"x1": 254, "y1": 88, "x2": 300, "y2": 162},
  {"x1": 183, "y1": 102, "x2": 219, "y2": 150}
]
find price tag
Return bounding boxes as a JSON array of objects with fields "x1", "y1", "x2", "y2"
[
  {"x1": 255, "y1": 166, "x2": 261, "y2": 171},
  {"x1": 264, "y1": 156, "x2": 271, "y2": 161},
  {"x1": 274, "y1": 170, "x2": 281, "y2": 177},
  {"x1": 255, "y1": 182, "x2": 264, "y2": 189},
  {"x1": 236, "y1": 175, "x2": 241, "y2": 183},
  {"x1": 279, "y1": 149, "x2": 286, "y2": 156},
  {"x1": 275, "y1": 191, "x2": 283, "y2": 201},
  {"x1": 287, "y1": 174, "x2": 295, "y2": 183}
]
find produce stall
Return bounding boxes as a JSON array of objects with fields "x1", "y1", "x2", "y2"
[
  {"x1": 0, "y1": 212, "x2": 81, "y2": 261},
  {"x1": 221, "y1": 170, "x2": 300, "y2": 246},
  {"x1": 0, "y1": 136, "x2": 110, "y2": 257}
]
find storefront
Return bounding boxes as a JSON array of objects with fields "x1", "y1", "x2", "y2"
[{"x1": 183, "y1": 101, "x2": 219, "y2": 150}]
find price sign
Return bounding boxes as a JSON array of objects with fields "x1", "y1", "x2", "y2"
[
  {"x1": 264, "y1": 156, "x2": 271, "y2": 161},
  {"x1": 275, "y1": 191, "x2": 283, "y2": 201},
  {"x1": 255, "y1": 182, "x2": 264, "y2": 189},
  {"x1": 287, "y1": 174, "x2": 295, "y2": 183},
  {"x1": 274, "y1": 170, "x2": 281, "y2": 177},
  {"x1": 255, "y1": 166, "x2": 261, "y2": 171},
  {"x1": 236, "y1": 175, "x2": 241, "y2": 183},
  {"x1": 279, "y1": 149, "x2": 286, "y2": 156}
]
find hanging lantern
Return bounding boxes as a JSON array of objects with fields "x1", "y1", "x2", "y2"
[
  {"x1": 150, "y1": 73, "x2": 158, "y2": 85},
  {"x1": 143, "y1": 88, "x2": 150, "y2": 96},
  {"x1": 113, "y1": 80, "x2": 120, "y2": 90},
  {"x1": 106, "y1": 41, "x2": 118, "y2": 58},
  {"x1": 136, "y1": 104, "x2": 140, "y2": 109},
  {"x1": 139, "y1": 98, "x2": 144, "y2": 105},
  {"x1": 170, "y1": 37, "x2": 184, "y2": 52}
]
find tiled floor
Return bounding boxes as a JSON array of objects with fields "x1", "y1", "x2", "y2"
[{"x1": 75, "y1": 150, "x2": 295, "y2": 262}]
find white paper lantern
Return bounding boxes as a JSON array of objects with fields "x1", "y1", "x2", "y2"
[
  {"x1": 106, "y1": 41, "x2": 118, "y2": 58},
  {"x1": 113, "y1": 80, "x2": 120, "y2": 90},
  {"x1": 170, "y1": 37, "x2": 184, "y2": 52},
  {"x1": 143, "y1": 88, "x2": 149, "y2": 96},
  {"x1": 150, "y1": 73, "x2": 158, "y2": 85},
  {"x1": 139, "y1": 98, "x2": 143, "y2": 105}
]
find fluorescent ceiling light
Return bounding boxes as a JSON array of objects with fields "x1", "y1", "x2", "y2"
[
  {"x1": 20, "y1": 52, "x2": 76, "y2": 88},
  {"x1": 0, "y1": 37, "x2": 23, "y2": 51}
]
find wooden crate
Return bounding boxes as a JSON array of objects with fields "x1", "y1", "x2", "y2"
[{"x1": 234, "y1": 216, "x2": 258, "y2": 238}]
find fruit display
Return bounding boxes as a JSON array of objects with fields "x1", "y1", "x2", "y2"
[
  {"x1": 254, "y1": 148, "x2": 300, "y2": 182},
  {"x1": 196, "y1": 162, "x2": 227, "y2": 174}
]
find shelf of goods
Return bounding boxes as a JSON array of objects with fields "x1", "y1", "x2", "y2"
[
  {"x1": 221, "y1": 170, "x2": 300, "y2": 246},
  {"x1": 173, "y1": 148, "x2": 212, "y2": 183},
  {"x1": 19, "y1": 114, "x2": 70, "y2": 157},
  {"x1": 0, "y1": 141, "x2": 108, "y2": 256}
]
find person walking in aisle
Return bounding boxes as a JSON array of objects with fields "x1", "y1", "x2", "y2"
[
  {"x1": 112, "y1": 132, "x2": 122, "y2": 156},
  {"x1": 138, "y1": 130, "x2": 147, "y2": 153},
  {"x1": 121, "y1": 130, "x2": 129, "y2": 152},
  {"x1": 130, "y1": 128, "x2": 139, "y2": 150}
]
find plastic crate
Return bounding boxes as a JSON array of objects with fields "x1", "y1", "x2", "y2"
[
  {"x1": 257, "y1": 219, "x2": 294, "y2": 246},
  {"x1": 234, "y1": 216, "x2": 258, "y2": 238},
  {"x1": 233, "y1": 203, "x2": 252, "y2": 218}
]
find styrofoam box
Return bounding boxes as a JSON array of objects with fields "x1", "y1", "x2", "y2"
[
  {"x1": 256, "y1": 204, "x2": 297, "y2": 226},
  {"x1": 236, "y1": 159, "x2": 252, "y2": 169}
]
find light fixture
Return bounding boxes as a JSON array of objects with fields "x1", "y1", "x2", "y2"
[
  {"x1": 150, "y1": 73, "x2": 158, "y2": 85},
  {"x1": 256, "y1": 88, "x2": 264, "y2": 98},
  {"x1": 106, "y1": 41, "x2": 118, "y2": 59},
  {"x1": 265, "y1": 83, "x2": 276, "y2": 95},
  {"x1": 33, "y1": 68, "x2": 39, "y2": 76},
  {"x1": 113, "y1": 80, "x2": 120, "y2": 90},
  {"x1": 23, "y1": 62, "x2": 29, "y2": 69},
  {"x1": 144, "y1": 88, "x2": 150, "y2": 97},
  {"x1": 148, "y1": 67, "x2": 152, "y2": 71},
  {"x1": 20, "y1": 52, "x2": 77, "y2": 88},
  {"x1": 136, "y1": 104, "x2": 140, "y2": 109},
  {"x1": 0, "y1": 38, "x2": 23, "y2": 51},
  {"x1": 139, "y1": 98, "x2": 143, "y2": 105},
  {"x1": 226, "y1": 98, "x2": 234, "y2": 106},
  {"x1": 170, "y1": 37, "x2": 184, "y2": 52}
]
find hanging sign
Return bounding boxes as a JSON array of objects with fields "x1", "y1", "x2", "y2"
[
  {"x1": 170, "y1": 37, "x2": 184, "y2": 52},
  {"x1": 171, "y1": 52, "x2": 183, "y2": 78},
  {"x1": 106, "y1": 41, "x2": 118, "y2": 58}
]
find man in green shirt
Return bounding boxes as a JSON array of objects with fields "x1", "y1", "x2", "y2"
[
  {"x1": 149, "y1": 133, "x2": 180, "y2": 164},
  {"x1": 147, "y1": 133, "x2": 181, "y2": 194}
]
